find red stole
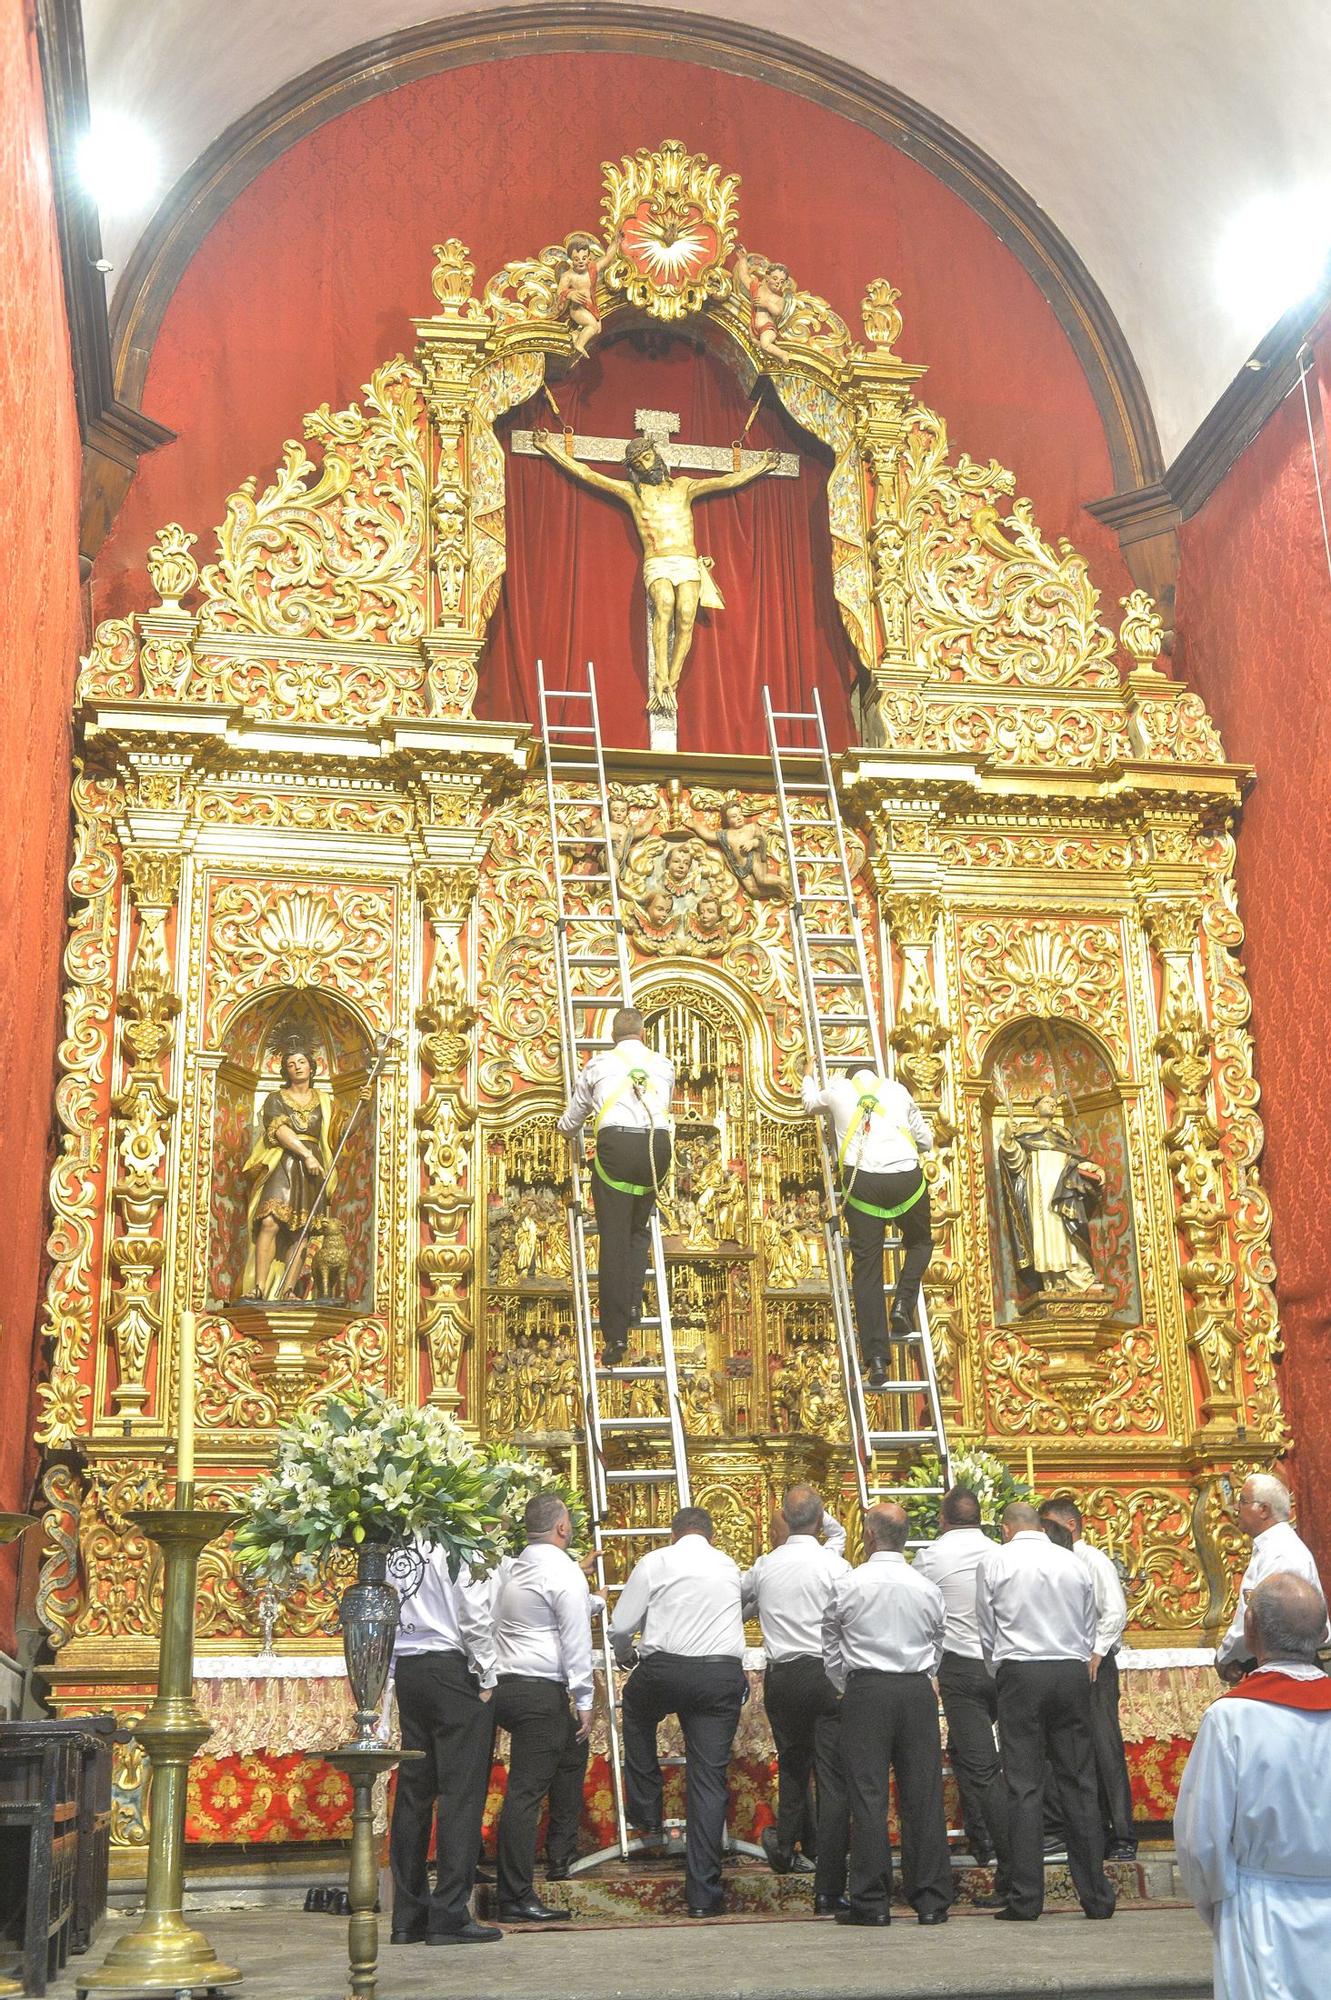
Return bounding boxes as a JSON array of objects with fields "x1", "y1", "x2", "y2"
[{"x1": 1226, "y1": 1671, "x2": 1331, "y2": 1711}]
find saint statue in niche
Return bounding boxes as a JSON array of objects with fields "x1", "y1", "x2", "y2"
[
  {"x1": 995, "y1": 1092, "x2": 1106, "y2": 1297},
  {"x1": 237, "y1": 1034, "x2": 371, "y2": 1300}
]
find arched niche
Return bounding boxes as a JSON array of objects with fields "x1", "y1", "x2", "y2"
[
  {"x1": 205, "y1": 989, "x2": 377, "y2": 1310},
  {"x1": 982, "y1": 1018, "x2": 1140, "y2": 1326}
]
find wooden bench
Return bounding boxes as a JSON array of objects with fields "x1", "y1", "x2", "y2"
[{"x1": 0, "y1": 1716, "x2": 113, "y2": 1996}]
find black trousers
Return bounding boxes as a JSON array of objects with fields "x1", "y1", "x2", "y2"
[
  {"x1": 621, "y1": 1652, "x2": 745, "y2": 1910},
  {"x1": 1089, "y1": 1650, "x2": 1135, "y2": 1845},
  {"x1": 840, "y1": 1670, "x2": 953, "y2": 1919},
  {"x1": 390, "y1": 1650, "x2": 495, "y2": 1936},
  {"x1": 493, "y1": 1675, "x2": 581, "y2": 1907},
  {"x1": 591, "y1": 1128, "x2": 672, "y2": 1354},
  {"x1": 937, "y1": 1650, "x2": 1012, "y2": 1895},
  {"x1": 546, "y1": 1708, "x2": 591, "y2": 1869},
  {"x1": 764, "y1": 1655, "x2": 850, "y2": 1902},
  {"x1": 842, "y1": 1171, "x2": 933, "y2": 1364},
  {"x1": 995, "y1": 1658, "x2": 1115, "y2": 1919}
]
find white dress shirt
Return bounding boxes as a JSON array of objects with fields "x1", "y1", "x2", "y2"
[
  {"x1": 822, "y1": 1551, "x2": 946, "y2": 1691},
  {"x1": 975, "y1": 1530, "x2": 1096, "y2": 1667},
  {"x1": 491, "y1": 1541, "x2": 596, "y2": 1713},
  {"x1": 912, "y1": 1526, "x2": 995, "y2": 1660},
  {"x1": 610, "y1": 1534, "x2": 745, "y2": 1663},
  {"x1": 394, "y1": 1547, "x2": 497, "y2": 1686},
  {"x1": 800, "y1": 1071, "x2": 932, "y2": 1176},
  {"x1": 1216, "y1": 1519, "x2": 1327, "y2": 1668},
  {"x1": 1074, "y1": 1538, "x2": 1128, "y2": 1658},
  {"x1": 557, "y1": 1037, "x2": 675, "y2": 1137},
  {"x1": 742, "y1": 1533, "x2": 852, "y2": 1662}
]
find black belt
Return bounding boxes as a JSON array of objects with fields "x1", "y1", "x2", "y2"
[
  {"x1": 641, "y1": 1652, "x2": 742, "y2": 1667},
  {"x1": 766, "y1": 1654, "x2": 822, "y2": 1669},
  {"x1": 845, "y1": 1667, "x2": 931, "y2": 1680}
]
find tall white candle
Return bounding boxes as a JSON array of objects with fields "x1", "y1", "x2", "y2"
[{"x1": 178, "y1": 1310, "x2": 196, "y2": 1492}]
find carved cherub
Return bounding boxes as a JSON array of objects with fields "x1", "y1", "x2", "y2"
[
  {"x1": 554, "y1": 230, "x2": 619, "y2": 360},
  {"x1": 733, "y1": 247, "x2": 795, "y2": 363},
  {"x1": 667, "y1": 795, "x2": 787, "y2": 901}
]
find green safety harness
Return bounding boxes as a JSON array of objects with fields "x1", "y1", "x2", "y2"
[
  {"x1": 837, "y1": 1076, "x2": 927, "y2": 1221},
  {"x1": 592, "y1": 1050, "x2": 672, "y2": 1198}
]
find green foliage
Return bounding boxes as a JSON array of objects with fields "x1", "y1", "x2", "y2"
[
  {"x1": 482, "y1": 1445, "x2": 589, "y2": 1558},
  {"x1": 903, "y1": 1446, "x2": 1032, "y2": 1544},
  {"x1": 232, "y1": 1385, "x2": 508, "y2": 1582}
]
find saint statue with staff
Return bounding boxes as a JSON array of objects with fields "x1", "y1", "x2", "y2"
[{"x1": 995, "y1": 1090, "x2": 1106, "y2": 1296}]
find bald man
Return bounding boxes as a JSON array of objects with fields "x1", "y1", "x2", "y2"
[
  {"x1": 1178, "y1": 1573, "x2": 1331, "y2": 1999},
  {"x1": 1216, "y1": 1473, "x2": 1325, "y2": 1682},
  {"x1": 975, "y1": 1502, "x2": 1115, "y2": 1922},
  {"x1": 822, "y1": 1504, "x2": 952, "y2": 1927}
]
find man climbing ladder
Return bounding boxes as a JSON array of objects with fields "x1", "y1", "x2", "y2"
[
  {"x1": 801, "y1": 1065, "x2": 934, "y2": 1391},
  {"x1": 558, "y1": 1006, "x2": 675, "y2": 1365}
]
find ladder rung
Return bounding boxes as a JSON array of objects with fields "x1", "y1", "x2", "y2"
[
  {"x1": 597, "y1": 1525, "x2": 673, "y2": 1538},
  {"x1": 598, "y1": 1417, "x2": 674, "y2": 1432},
  {"x1": 805, "y1": 932, "x2": 857, "y2": 946},
  {"x1": 811, "y1": 971, "x2": 858, "y2": 984},
  {"x1": 820, "y1": 1013, "x2": 872, "y2": 1027},
  {"x1": 604, "y1": 1469, "x2": 680, "y2": 1484},
  {"x1": 571, "y1": 993, "x2": 620, "y2": 1006},
  {"x1": 546, "y1": 722, "x2": 597, "y2": 735},
  {"x1": 541, "y1": 685, "x2": 594, "y2": 700},
  {"x1": 780, "y1": 783, "x2": 831, "y2": 795},
  {"x1": 596, "y1": 1366, "x2": 667, "y2": 1380},
  {"x1": 791, "y1": 852, "x2": 838, "y2": 865},
  {"x1": 769, "y1": 709, "x2": 817, "y2": 722},
  {"x1": 866, "y1": 1382, "x2": 930, "y2": 1397}
]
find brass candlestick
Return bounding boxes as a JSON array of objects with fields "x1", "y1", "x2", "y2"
[
  {"x1": 326, "y1": 1743, "x2": 417, "y2": 2000},
  {"x1": 0, "y1": 1516, "x2": 37, "y2": 1997},
  {"x1": 77, "y1": 1502, "x2": 243, "y2": 1998}
]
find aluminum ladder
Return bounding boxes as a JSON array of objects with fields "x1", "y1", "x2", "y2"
[
  {"x1": 536, "y1": 659, "x2": 693, "y2": 1865},
  {"x1": 762, "y1": 684, "x2": 951, "y2": 1516}
]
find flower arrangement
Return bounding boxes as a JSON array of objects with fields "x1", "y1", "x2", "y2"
[
  {"x1": 902, "y1": 1446, "x2": 1032, "y2": 1543},
  {"x1": 233, "y1": 1385, "x2": 508, "y2": 1582},
  {"x1": 484, "y1": 1445, "x2": 589, "y2": 1559}
]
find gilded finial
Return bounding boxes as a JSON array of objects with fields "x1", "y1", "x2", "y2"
[
  {"x1": 861, "y1": 279, "x2": 903, "y2": 352},
  {"x1": 1119, "y1": 590, "x2": 1165, "y2": 674},
  {"x1": 146, "y1": 524, "x2": 198, "y2": 609},
  {"x1": 431, "y1": 239, "x2": 477, "y2": 308}
]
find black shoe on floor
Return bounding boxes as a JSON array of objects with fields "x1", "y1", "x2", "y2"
[
  {"x1": 498, "y1": 1900, "x2": 571, "y2": 1924},
  {"x1": 474, "y1": 1867, "x2": 496, "y2": 1883},
  {"x1": 835, "y1": 1908, "x2": 890, "y2": 1927},
  {"x1": 425, "y1": 1922, "x2": 503, "y2": 1944},
  {"x1": 814, "y1": 1894, "x2": 850, "y2": 1916},
  {"x1": 762, "y1": 1827, "x2": 792, "y2": 1875},
  {"x1": 866, "y1": 1357, "x2": 890, "y2": 1392},
  {"x1": 390, "y1": 1928, "x2": 426, "y2": 1944},
  {"x1": 687, "y1": 1900, "x2": 724, "y2": 1919},
  {"x1": 993, "y1": 1907, "x2": 1038, "y2": 1921},
  {"x1": 917, "y1": 1910, "x2": 948, "y2": 1926},
  {"x1": 1106, "y1": 1841, "x2": 1138, "y2": 1861},
  {"x1": 545, "y1": 1861, "x2": 571, "y2": 1882},
  {"x1": 972, "y1": 1891, "x2": 1006, "y2": 1910},
  {"x1": 1085, "y1": 1903, "x2": 1117, "y2": 1919}
]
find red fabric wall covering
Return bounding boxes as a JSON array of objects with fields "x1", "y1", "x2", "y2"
[
  {"x1": 0, "y1": 0, "x2": 83, "y2": 1652},
  {"x1": 1175, "y1": 324, "x2": 1331, "y2": 1569},
  {"x1": 93, "y1": 50, "x2": 1133, "y2": 647}
]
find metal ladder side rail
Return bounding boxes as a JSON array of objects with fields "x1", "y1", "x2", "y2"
[
  {"x1": 536, "y1": 658, "x2": 693, "y2": 1866},
  {"x1": 762, "y1": 684, "x2": 951, "y2": 1510}
]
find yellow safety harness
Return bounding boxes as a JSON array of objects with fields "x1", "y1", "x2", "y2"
[
  {"x1": 592, "y1": 1050, "x2": 672, "y2": 1198},
  {"x1": 837, "y1": 1076, "x2": 927, "y2": 1221}
]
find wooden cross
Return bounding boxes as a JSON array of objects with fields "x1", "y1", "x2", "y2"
[{"x1": 512, "y1": 403, "x2": 800, "y2": 478}]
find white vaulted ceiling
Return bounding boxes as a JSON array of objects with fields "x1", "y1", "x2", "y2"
[{"x1": 81, "y1": 0, "x2": 1331, "y2": 461}]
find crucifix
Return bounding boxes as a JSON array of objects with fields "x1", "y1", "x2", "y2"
[{"x1": 515, "y1": 406, "x2": 801, "y2": 750}]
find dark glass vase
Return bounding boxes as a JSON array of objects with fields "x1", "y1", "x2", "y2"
[{"x1": 338, "y1": 1541, "x2": 401, "y2": 1747}]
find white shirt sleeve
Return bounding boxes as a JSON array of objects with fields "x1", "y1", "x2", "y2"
[
  {"x1": 1089, "y1": 1548, "x2": 1128, "y2": 1656},
  {"x1": 557, "y1": 1059, "x2": 599, "y2": 1137},
  {"x1": 822, "y1": 1576, "x2": 848, "y2": 1694},
  {"x1": 740, "y1": 1558, "x2": 760, "y2": 1620},
  {"x1": 822, "y1": 1514, "x2": 848, "y2": 1558},
  {"x1": 925, "y1": 1579, "x2": 946, "y2": 1677},
  {"x1": 551, "y1": 1569, "x2": 596, "y2": 1712},
  {"x1": 975, "y1": 1555, "x2": 997, "y2": 1670},
  {"x1": 1174, "y1": 1710, "x2": 1238, "y2": 1933},
  {"x1": 801, "y1": 1075, "x2": 830, "y2": 1115},
  {"x1": 904, "y1": 1092, "x2": 934, "y2": 1155},
  {"x1": 610, "y1": 1555, "x2": 652, "y2": 1662},
  {"x1": 1216, "y1": 1552, "x2": 1257, "y2": 1670},
  {"x1": 456, "y1": 1572, "x2": 498, "y2": 1690}
]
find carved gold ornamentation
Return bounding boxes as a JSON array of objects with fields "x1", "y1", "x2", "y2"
[
  {"x1": 861, "y1": 279, "x2": 904, "y2": 353},
  {"x1": 430, "y1": 239, "x2": 480, "y2": 310},
  {"x1": 146, "y1": 524, "x2": 199, "y2": 608},
  {"x1": 601, "y1": 139, "x2": 739, "y2": 320},
  {"x1": 205, "y1": 879, "x2": 396, "y2": 1037},
  {"x1": 956, "y1": 918, "x2": 1128, "y2": 1071},
  {"x1": 1119, "y1": 590, "x2": 1165, "y2": 674}
]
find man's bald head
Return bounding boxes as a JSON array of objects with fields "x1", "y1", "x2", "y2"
[
  {"x1": 1246, "y1": 1572, "x2": 1328, "y2": 1666},
  {"x1": 782, "y1": 1485, "x2": 824, "y2": 1536},
  {"x1": 864, "y1": 1503, "x2": 910, "y2": 1553},
  {"x1": 1001, "y1": 1501, "x2": 1041, "y2": 1541}
]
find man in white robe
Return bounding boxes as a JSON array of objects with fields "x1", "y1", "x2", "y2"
[
  {"x1": 1176, "y1": 1572, "x2": 1331, "y2": 2000},
  {"x1": 1215, "y1": 1472, "x2": 1325, "y2": 1680}
]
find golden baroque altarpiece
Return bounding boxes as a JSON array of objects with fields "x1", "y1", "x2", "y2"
[{"x1": 38, "y1": 143, "x2": 1278, "y2": 1848}]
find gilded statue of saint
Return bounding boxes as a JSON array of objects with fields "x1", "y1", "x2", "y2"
[
  {"x1": 239, "y1": 1042, "x2": 370, "y2": 1300},
  {"x1": 996, "y1": 1092, "x2": 1105, "y2": 1296},
  {"x1": 533, "y1": 429, "x2": 779, "y2": 715}
]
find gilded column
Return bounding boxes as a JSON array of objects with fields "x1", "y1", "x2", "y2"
[{"x1": 415, "y1": 864, "x2": 480, "y2": 1409}]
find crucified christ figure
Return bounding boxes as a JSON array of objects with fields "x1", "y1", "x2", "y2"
[{"x1": 533, "y1": 429, "x2": 779, "y2": 715}]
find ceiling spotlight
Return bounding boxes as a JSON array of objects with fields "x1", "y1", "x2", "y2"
[
  {"x1": 76, "y1": 113, "x2": 159, "y2": 216},
  {"x1": 1221, "y1": 190, "x2": 1331, "y2": 326}
]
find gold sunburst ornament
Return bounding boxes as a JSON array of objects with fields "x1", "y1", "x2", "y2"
[{"x1": 602, "y1": 138, "x2": 739, "y2": 320}]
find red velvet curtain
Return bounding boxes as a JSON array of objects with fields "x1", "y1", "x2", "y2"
[{"x1": 477, "y1": 333, "x2": 856, "y2": 752}]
